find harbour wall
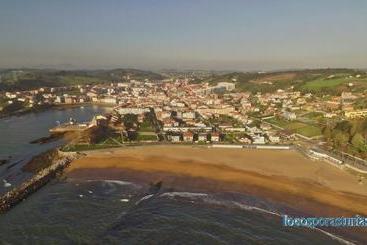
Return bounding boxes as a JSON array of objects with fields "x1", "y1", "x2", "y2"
[{"x1": 0, "y1": 151, "x2": 79, "y2": 213}]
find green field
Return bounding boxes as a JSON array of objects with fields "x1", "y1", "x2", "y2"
[
  {"x1": 265, "y1": 117, "x2": 322, "y2": 138},
  {"x1": 265, "y1": 117, "x2": 289, "y2": 127},
  {"x1": 137, "y1": 133, "x2": 157, "y2": 141},
  {"x1": 302, "y1": 76, "x2": 367, "y2": 91},
  {"x1": 207, "y1": 114, "x2": 243, "y2": 127},
  {"x1": 303, "y1": 112, "x2": 324, "y2": 120},
  {"x1": 139, "y1": 118, "x2": 156, "y2": 132},
  {"x1": 303, "y1": 77, "x2": 347, "y2": 90}
]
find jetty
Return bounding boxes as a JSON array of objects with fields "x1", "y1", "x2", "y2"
[{"x1": 0, "y1": 151, "x2": 79, "y2": 213}]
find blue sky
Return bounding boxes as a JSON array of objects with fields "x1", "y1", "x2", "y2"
[{"x1": 0, "y1": 0, "x2": 366, "y2": 70}]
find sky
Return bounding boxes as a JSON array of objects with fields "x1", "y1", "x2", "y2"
[{"x1": 0, "y1": 0, "x2": 367, "y2": 71}]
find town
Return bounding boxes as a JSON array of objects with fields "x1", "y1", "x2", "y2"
[{"x1": 1, "y1": 70, "x2": 367, "y2": 174}]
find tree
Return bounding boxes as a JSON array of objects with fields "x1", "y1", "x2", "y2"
[
  {"x1": 351, "y1": 133, "x2": 366, "y2": 152},
  {"x1": 335, "y1": 120, "x2": 352, "y2": 133},
  {"x1": 349, "y1": 121, "x2": 359, "y2": 136},
  {"x1": 322, "y1": 126, "x2": 332, "y2": 141},
  {"x1": 332, "y1": 131, "x2": 349, "y2": 149},
  {"x1": 122, "y1": 114, "x2": 138, "y2": 129}
]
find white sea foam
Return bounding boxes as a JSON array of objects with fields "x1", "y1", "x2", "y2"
[
  {"x1": 231, "y1": 201, "x2": 280, "y2": 216},
  {"x1": 314, "y1": 228, "x2": 356, "y2": 245},
  {"x1": 3, "y1": 180, "x2": 11, "y2": 188},
  {"x1": 102, "y1": 180, "x2": 134, "y2": 186},
  {"x1": 228, "y1": 202, "x2": 354, "y2": 245},
  {"x1": 85, "y1": 179, "x2": 139, "y2": 187},
  {"x1": 228, "y1": 201, "x2": 354, "y2": 244},
  {"x1": 135, "y1": 194, "x2": 154, "y2": 205},
  {"x1": 160, "y1": 192, "x2": 208, "y2": 199}
]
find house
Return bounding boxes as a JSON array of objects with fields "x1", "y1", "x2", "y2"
[
  {"x1": 64, "y1": 97, "x2": 75, "y2": 104},
  {"x1": 345, "y1": 110, "x2": 367, "y2": 119},
  {"x1": 268, "y1": 135, "x2": 280, "y2": 143},
  {"x1": 252, "y1": 136, "x2": 266, "y2": 144},
  {"x1": 239, "y1": 136, "x2": 252, "y2": 144},
  {"x1": 183, "y1": 131, "x2": 194, "y2": 142},
  {"x1": 211, "y1": 132, "x2": 220, "y2": 142},
  {"x1": 182, "y1": 112, "x2": 196, "y2": 119},
  {"x1": 99, "y1": 97, "x2": 118, "y2": 105},
  {"x1": 55, "y1": 96, "x2": 64, "y2": 104},
  {"x1": 198, "y1": 133, "x2": 207, "y2": 142},
  {"x1": 169, "y1": 135, "x2": 181, "y2": 142}
]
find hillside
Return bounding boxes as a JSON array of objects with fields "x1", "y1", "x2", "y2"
[
  {"x1": 0, "y1": 69, "x2": 164, "y2": 91},
  {"x1": 201, "y1": 69, "x2": 367, "y2": 94}
]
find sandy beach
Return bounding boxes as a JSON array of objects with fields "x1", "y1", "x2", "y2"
[{"x1": 66, "y1": 145, "x2": 367, "y2": 216}]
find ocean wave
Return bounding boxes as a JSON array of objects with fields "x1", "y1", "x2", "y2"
[
  {"x1": 160, "y1": 192, "x2": 208, "y2": 199},
  {"x1": 102, "y1": 180, "x2": 135, "y2": 186},
  {"x1": 84, "y1": 179, "x2": 139, "y2": 187},
  {"x1": 210, "y1": 200, "x2": 354, "y2": 244},
  {"x1": 231, "y1": 201, "x2": 281, "y2": 217},
  {"x1": 208, "y1": 201, "x2": 355, "y2": 245},
  {"x1": 135, "y1": 194, "x2": 154, "y2": 205},
  {"x1": 158, "y1": 192, "x2": 354, "y2": 245},
  {"x1": 313, "y1": 228, "x2": 356, "y2": 245}
]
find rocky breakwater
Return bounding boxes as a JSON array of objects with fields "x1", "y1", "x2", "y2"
[{"x1": 0, "y1": 150, "x2": 80, "y2": 213}]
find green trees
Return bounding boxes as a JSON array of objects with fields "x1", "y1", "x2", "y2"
[
  {"x1": 322, "y1": 126, "x2": 332, "y2": 143},
  {"x1": 122, "y1": 114, "x2": 138, "y2": 129},
  {"x1": 332, "y1": 131, "x2": 349, "y2": 149},
  {"x1": 323, "y1": 119, "x2": 367, "y2": 155},
  {"x1": 351, "y1": 133, "x2": 367, "y2": 152},
  {"x1": 2, "y1": 101, "x2": 25, "y2": 113}
]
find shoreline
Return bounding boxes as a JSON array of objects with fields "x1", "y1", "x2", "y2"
[
  {"x1": 66, "y1": 145, "x2": 367, "y2": 217},
  {"x1": 0, "y1": 104, "x2": 53, "y2": 119},
  {"x1": 0, "y1": 102, "x2": 113, "y2": 120}
]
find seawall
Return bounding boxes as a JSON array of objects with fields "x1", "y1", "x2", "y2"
[{"x1": 0, "y1": 151, "x2": 79, "y2": 213}]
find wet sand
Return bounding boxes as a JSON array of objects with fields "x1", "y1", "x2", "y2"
[{"x1": 66, "y1": 145, "x2": 367, "y2": 216}]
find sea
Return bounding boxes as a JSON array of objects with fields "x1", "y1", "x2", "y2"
[{"x1": 0, "y1": 106, "x2": 361, "y2": 244}]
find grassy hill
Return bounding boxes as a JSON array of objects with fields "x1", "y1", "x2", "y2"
[
  {"x1": 201, "y1": 69, "x2": 367, "y2": 94},
  {"x1": 0, "y1": 68, "x2": 164, "y2": 91},
  {"x1": 301, "y1": 73, "x2": 367, "y2": 94}
]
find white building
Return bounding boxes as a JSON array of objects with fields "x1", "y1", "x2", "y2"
[
  {"x1": 268, "y1": 135, "x2": 280, "y2": 143},
  {"x1": 117, "y1": 107, "x2": 150, "y2": 115},
  {"x1": 253, "y1": 136, "x2": 266, "y2": 144},
  {"x1": 211, "y1": 132, "x2": 220, "y2": 142},
  {"x1": 100, "y1": 97, "x2": 118, "y2": 105},
  {"x1": 198, "y1": 133, "x2": 207, "y2": 142},
  {"x1": 182, "y1": 112, "x2": 196, "y2": 119},
  {"x1": 217, "y1": 82, "x2": 236, "y2": 91},
  {"x1": 283, "y1": 111, "x2": 296, "y2": 121},
  {"x1": 169, "y1": 135, "x2": 181, "y2": 142}
]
